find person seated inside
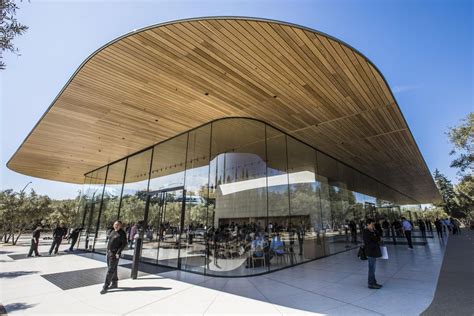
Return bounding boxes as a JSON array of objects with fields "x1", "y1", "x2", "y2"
[
  {"x1": 251, "y1": 233, "x2": 265, "y2": 257},
  {"x1": 271, "y1": 233, "x2": 285, "y2": 255},
  {"x1": 246, "y1": 233, "x2": 269, "y2": 268}
]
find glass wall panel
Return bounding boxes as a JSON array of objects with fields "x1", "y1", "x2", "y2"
[
  {"x1": 77, "y1": 175, "x2": 92, "y2": 250},
  {"x1": 316, "y1": 152, "x2": 354, "y2": 254},
  {"x1": 208, "y1": 119, "x2": 267, "y2": 276},
  {"x1": 119, "y1": 149, "x2": 152, "y2": 257},
  {"x1": 143, "y1": 134, "x2": 188, "y2": 264},
  {"x1": 286, "y1": 137, "x2": 325, "y2": 266},
  {"x1": 94, "y1": 159, "x2": 126, "y2": 254},
  {"x1": 266, "y1": 126, "x2": 292, "y2": 270},
  {"x1": 81, "y1": 167, "x2": 107, "y2": 251},
  {"x1": 77, "y1": 117, "x2": 415, "y2": 275},
  {"x1": 181, "y1": 125, "x2": 211, "y2": 274}
]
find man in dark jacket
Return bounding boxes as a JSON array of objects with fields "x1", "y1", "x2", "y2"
[
  {"x1": 363, "y1": 219, "x2": 382, "y2": 289},
  {"x1": 28, "y1": 226, "x2": 42, "y2": 257},
  {"x1": 101, "y1": 220, "x2": 127, "y2": 294},
  {"x1": 49, "y1": 222, "x2": 68, "y2": 255},
  {"x1": 67, "y1": 226, "x2": 83, "y2": 251}
]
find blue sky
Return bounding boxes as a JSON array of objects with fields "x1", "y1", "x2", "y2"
[{"x1": 1, "y1": 0, "x2": 472, "y2": 199}]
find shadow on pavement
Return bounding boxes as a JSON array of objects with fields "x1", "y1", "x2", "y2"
[
  {"x1": 107, "y1": 286, "x2": 172, "y2": 292},
  {"x1": 3, "y1": 302, "x2": 37, "y2": 313},
  {"x1": 0, "y1": 271, "x2": 39, "y2": 278}
]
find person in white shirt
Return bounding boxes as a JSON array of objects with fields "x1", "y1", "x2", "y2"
[{"x1": 401, "y1": 217, "x2": 413, "y2": 249}]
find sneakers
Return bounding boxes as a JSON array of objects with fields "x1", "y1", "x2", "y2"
[
  {"x1": 100, "y1": 288, "x2": 107, "y2": 295},
  {"x1": 109, "y1": 282, "x2": 118, "y2": 289},
  {"x1": 368, "y1": 284, "x2": 382, "y2": 289}
]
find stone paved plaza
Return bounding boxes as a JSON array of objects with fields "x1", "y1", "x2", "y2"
[{"x1": 0, "y1": 235, "x2": 447, "y2": 315}]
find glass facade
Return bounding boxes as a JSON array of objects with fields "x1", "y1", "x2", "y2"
[{"x1": 77, "y1": 117, "x2": 416, "y2": 276}]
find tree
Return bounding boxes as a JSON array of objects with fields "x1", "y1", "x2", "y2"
[
  {"x1": 0, "y1": 0, "x2": 29, "y2": 70},
  {"x1": 447, "y1": 112, "x2": 473, "y2": 176},
  {"x1": 446, "y1": 112, "x2": 474, "y2": 221},
  {"x1": 0, "y1": 189, "x2": 52, "y2": 244},
  {"x1": 453, "y1": 175, "x2": 474, "y2": 220},
  {"x1": 0, "y1": 189, "x2": 17, "y2": 242},
  {"x1": 433, "y1": 169, "x2": 459, "y2": 217},
  {"x1": 421, "y1": 206, "x2": 448, "y2": 222},
  {"x1": 48, "y1": 198, "x2": 80, "y2": 228}
]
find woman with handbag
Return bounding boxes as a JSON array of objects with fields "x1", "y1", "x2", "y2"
[{"x1": 363, "y1": 219, "x2": 383, "y2": 289}]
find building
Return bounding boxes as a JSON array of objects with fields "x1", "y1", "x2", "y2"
[{"x1": 8, "y1": 17, "x2": 440, "y2": 276}]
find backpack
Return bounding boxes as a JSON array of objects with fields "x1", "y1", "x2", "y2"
[{"x1": 357, "y1": 246, "x2": 367, "y2": 260}]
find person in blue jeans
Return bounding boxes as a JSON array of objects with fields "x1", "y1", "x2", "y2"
[{"x1": 363, "y1": 219, "x2": 383, "y2": 289}]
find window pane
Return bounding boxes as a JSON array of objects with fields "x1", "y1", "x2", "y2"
[
  {"x1": 181, "y1": 125, "x2": 211, "y2": 274},
  {"x1": 316, "y1": 152, "x2": 354, "y2": 255},
  {"x1": 81, "y1": 167, "x2": 106, "y2": 251},
  {"x1": 266, "y1": 126, "x2": 292, "y2": 270},
  {"x1": 287, "y1": 137, "x2": 324, "y2": 265},
  {"x1": 143, "y1": 135, "x2": 187, "y2": 264},
  {"x1": 94, "y1": 159, "x2": 126, "y2": 254},
  {"x1": 119, "y1": 149, "x2": 152, "y2": 257},
  {"x1": 208, "y1": 118, "x2": 267, "y2": 276},
  {"x1": 149, "y1": 134, "x2": 187, "y2": 192}
]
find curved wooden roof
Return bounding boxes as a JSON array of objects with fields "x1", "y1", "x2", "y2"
[{"x1": 7, "y1": 17, "x2": 440, "y2": 204}]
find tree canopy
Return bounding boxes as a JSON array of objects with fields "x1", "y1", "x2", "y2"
[
  {"x1": 435, "y1": 112, "x2": 474, "y2": 221},
  {"x1": 0, "y1": 0, "x2": 28, "y2": 70}
]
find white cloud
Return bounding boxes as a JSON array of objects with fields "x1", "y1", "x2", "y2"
[{"x1": 392, "y1": 84, "x2": 422, "y2": 94}]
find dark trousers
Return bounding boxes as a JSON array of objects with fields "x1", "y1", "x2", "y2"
[
  {"x1": 351, "y1": 231, "x2": 357, "y2": 243},
  {"x1": 298, "y1": 237, "x2": 304, "y2": 255},
  {"x1": 49, "y1": 237, "x2": 63, "y2": 254},
  {"x1": 104, "y1": 251, "x2": 120, "y2": 289},
  {"x1": 405, "y1": 230, "x2": 413, "y2": 248},
  {"x1": 69, "y1": 236, "x2": 79, "y2": 250},
  {"x1": 420, "y1": 229, "x2": 426, "y2": 238},
  {"x1": 368, "y1": 256, "x2": 377, "y2": 285},
  {"x1": 28, "y1": 238, "x2": 40, "y2": 256}
]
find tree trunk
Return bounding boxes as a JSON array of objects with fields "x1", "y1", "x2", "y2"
[
  {"x1": 13, "y1": 230, "x2": 23, "y2": 245},
  {"x1": 10, "y1": 220, "x2": 15, "y2": 245},
  {"x1": 5, "y1": 233, "x2": 12, "y2": 243}
]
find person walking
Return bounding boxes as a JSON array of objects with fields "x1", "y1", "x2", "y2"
[
  {"x1": 418, "y1": 219, "x2": 426, "y2": 239},
  {"x1": 349, "y1": 220, "x2": 358, "y2": 244},
  {"x1": 27, "y1": 226, "x2": 42, "y2": 257},
  {"x1": 444, "y1": 218, "x2": 453, "y2": 234},
  {"x1": 49, "y1": 222, "x2": 68, "y2": 255},
  {"x1": 401, "y1": 217, "x2": 413, "y2": 249},
  {"x1": 297, "y1": 221, "x2": 305, "y2": 256},
  {"x1": 363, "y1": 219, "x2": 382, "y2": 289},
  {"x1": 67, "y1": 227, "x2": 83, "y2": 251},
  {"x1": 434, "y1": 218, "x2": 443, "y2": 238},
  {"x1": 100, "y1": 221, "x2": 127, "y2": 294},
  {"x1": 128, "y1": 223, "x2": 137, "y2": 249},
  {"x1": 426, "y1": 219, "x2": 433, "y2": 233},
  {"x1": 382, "y1": 219, "x2": 390, "y2": 237}
]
